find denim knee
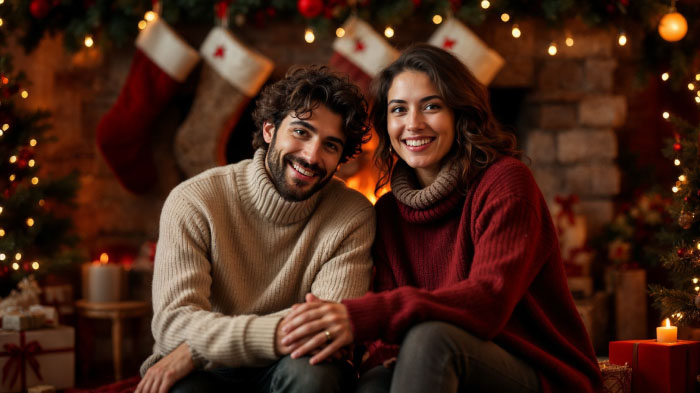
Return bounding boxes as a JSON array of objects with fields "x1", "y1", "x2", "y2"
[
  {"x1": 399, "y1": 321, "x2": 463, "y2": 360},
  {"x1": 169, "y1": 369, "x2": 228, "y2": 393},
  {"x1": 271, "y1": 355, "x2": 354, "y2": 393}
]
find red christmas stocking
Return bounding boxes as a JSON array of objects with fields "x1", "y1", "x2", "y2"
[
  {"x1": 174, "y1": 27, "x2": 273, "y2": 177},
  {"x1": 96, "y1": 17, "x2": 200, "y2": 193},
  {"x1": 428, "y1": 18, "x2": 504, "y2": 85}
]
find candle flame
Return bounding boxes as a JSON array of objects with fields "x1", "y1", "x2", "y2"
[
  {"x1": 664, "y1": 318, "x2": 671, "y2": 327},
  {"x1": 99, "y1": 253, "x2": 109, "y2": 264}
]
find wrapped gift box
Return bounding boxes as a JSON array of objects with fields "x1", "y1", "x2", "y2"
[
  {"x1": 599, "y1": 361, "x2": 632, "y2": 393},
  {"x1": 575, "y1": 291, "x2": 609, "y2": 353},
  {"x1": 0, "y1": 325, "x2": 74, "y2": 393},
  {"x1": 609, "y1": 339, "x2": 700, "y2": 393}
]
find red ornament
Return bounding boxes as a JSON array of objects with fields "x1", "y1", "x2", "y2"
[
  {"x1": 674, "y1": 142, "x2": 682, "y2": 151},
  {"x1": 677, "y1": 248, "x2": 686, "y2": 257},
  {"x1": 297, "y1": 0, "x2": 323, "y2": 18},
  {"x1": 29, "y1": 0, "x2": 52, "y2": 19}
]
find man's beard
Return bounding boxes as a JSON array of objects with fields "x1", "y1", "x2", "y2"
[{"x1": 265, "y1": 138, "x2": 335, "y2": 202}]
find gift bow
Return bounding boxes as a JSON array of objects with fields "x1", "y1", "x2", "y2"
[{"x1": 2, "y1": 339, "x2": 43, "y2": 390}]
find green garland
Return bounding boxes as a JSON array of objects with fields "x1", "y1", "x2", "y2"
[{"x1": 0, "y1": 0, "x2": 698, "y2": 81}]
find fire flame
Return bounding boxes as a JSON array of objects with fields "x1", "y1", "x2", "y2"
[
  {"x1": 99, "y1": 252, "x2": 109, "y2": 264},
  {"x1": 338, "y1": 129, "x2": 390, "y2": 204},
  {"x1": 663, "y1": 318, "x2": 671, "y2": 328}
]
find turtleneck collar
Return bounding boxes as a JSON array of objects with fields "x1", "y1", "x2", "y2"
[
  {"x1": 391, "y1": 159, "x2": 461, "y2": 210},
  {"x1": 238, "y1": 148, "x2": 324, "y2": 225}
]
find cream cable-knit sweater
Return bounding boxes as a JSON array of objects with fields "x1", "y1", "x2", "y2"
[{"x1": 141, "y1": 149, "x2": 375, "y2": 373}]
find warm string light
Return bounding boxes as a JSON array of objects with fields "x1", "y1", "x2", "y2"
[
  {"x1": 661, "y1": 72, "x2": 670, "y2": 81},
  {"x1": 480, "y1": 0, "x2": 490, "y2": 9},
  {"x1": 304, "y1": 28, "x2": 315, "y2": 43},
  {"x1": 0, "y1": 18, "x2": 4, "y2": 27},
  {"x1": 20, "y1": 90, "x2": 29, "y2": 99},
  {"x1": 511, "y1": 24, "x2": 521, "y2": 38},
  {"x1": 500, "y1": 13, "x2": 510, "y2": 22},
  {"x1": 565, "y1": 34, "x2": 574, "y2": 47},
  {"x1": 547, "y1": 42, "x2": 557, "y2": 56},
  {"x1": 384, "y1": 26, "x2": 394, "y2": 38},
  {"x1": 31, "y1": 262, "x2": 39, "y2": 270},
  {"x1": 15, "y1": 253, "x2": 21, "y2": 261},
  {"x1": 11, "y1": 263, "x2": 18, "y2": 271},
  {"x1": 674, "y1": 158, "x2": 681, "y2": 166},
  {"x1": 694, "y1": 277, "x2": 699, "y2": 283},
  {"x1": 617, "y1": 31, "x2": 628, "y2": 46},
  {"x1": 0, "y1": 229, "x2": 5, "y2": 237},
  {"x1": 432, "y1": 15, "x2": 443, "y2": 24},
  {"x1": 26, "y1": 218, "x2": 34, "y2": 227},
  {"x1": 84, "y1": 35, "x2": 94, "y2": 48},
  {"x1": 663, "y1": 111, "x2": 670, "y2": 120},
  {"x1": 138, "y1": 20, "x2": 148, "y2": 30},
  {"x1": 31, "y1": 177, "x2": 39, "y2": 185},
  {"x1": 0, "y1": 253, "x2": 5, "y2": 261},
  {"x1": 30, "y1": 138, "x2": 37, "y2": 146},
  {"x1": 689, "y1": 83, "x2": 696, "y2": 91},
  {"x1": 28, "y1": 159, "x2": 35, "y2": 167},
  {"x1": 672, "y1": 186, "x2": 679, "y2": 193},
  {"x1": 335, "y1": 27, "x2": 345, "y2": 37}
]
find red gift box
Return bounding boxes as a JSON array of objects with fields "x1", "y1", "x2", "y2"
[{"x1": 609, "y1": 339, "x2": 700, "y2": 393}]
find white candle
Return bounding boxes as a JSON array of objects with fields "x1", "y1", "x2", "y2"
[
  {"x1": 656, "y1": 318, "x2": 677, "y2": 343},
  {"x1": 83, "y1": 253, "x2": 123, "y2": 303}
]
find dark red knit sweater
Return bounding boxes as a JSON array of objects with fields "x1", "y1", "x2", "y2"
[{"x1": 343, "y1": 157, "x2": 603, "y2": 393}]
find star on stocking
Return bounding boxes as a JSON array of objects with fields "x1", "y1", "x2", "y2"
[
  {"x1": 442, "y1": 37, "x2": 456, "y2": 49},
  {"x1": 354, "y1": 39, "x2": 365, "y2": 52}
]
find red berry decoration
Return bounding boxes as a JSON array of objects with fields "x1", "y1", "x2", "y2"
[
  {"x1": 29, "y1": 0, "x2": 52, "y2": 19},
  {"x1": 677, "y1": 248, "x2": 686, "y2": 257},
  {"x1": 674, "y1": 142, "x2": 682, "y2": 151},
  {"x1": 297, "y1": 0, "x2": 323, "y2": 18}
]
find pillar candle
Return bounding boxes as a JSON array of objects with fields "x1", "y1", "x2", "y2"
[
  {"x1": 82, "y1": 253, "x2": 124, "y2": 303},
  {"x1": 656, "y1": 318, "x2": 677, "y2": 343}
]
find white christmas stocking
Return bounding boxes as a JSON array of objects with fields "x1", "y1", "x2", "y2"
[{"x1": 174, "y1": 27, "x2": 274, "y2": 177}]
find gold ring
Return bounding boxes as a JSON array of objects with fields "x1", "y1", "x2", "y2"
[{"x1": 324, "y1": 330, "x2": 332, "y2": 343}]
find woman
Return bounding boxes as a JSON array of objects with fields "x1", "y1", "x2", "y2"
[{"x1": 281, "y1": 44, "x2": 603, "y2": 393}]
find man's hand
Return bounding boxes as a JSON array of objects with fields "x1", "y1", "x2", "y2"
[
  {"x1": 282, "y1": 293, "x2": 354, "y2": 365},
  {"x1": 135, "y1": 342, "x2": 194, "y2": 393}
]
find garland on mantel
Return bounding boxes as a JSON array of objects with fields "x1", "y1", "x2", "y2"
[{"x1": 0, "y1": 0, "x2": 698, "y2": 84}]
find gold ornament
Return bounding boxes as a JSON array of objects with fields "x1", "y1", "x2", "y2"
[{"x1": 658, "y1": 11, "x2": 687, "y2": 42}]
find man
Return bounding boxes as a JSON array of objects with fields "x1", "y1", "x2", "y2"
[{"x1": 135, "y1": 66, "x2": 375, "y2": 393}]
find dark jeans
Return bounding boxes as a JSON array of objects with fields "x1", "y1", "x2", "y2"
[
  {"x1": 170, "y1": 355, "x2": 355, "y2": 393},
  {"x1": 356, "y1": 322, "x2": 540, "y2": 393}
]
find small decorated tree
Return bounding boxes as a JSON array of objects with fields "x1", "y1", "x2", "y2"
[
  {"x1": 0, "y1": 53, "x2": 81, "y2": 295},
  {"x1": 650, "y1": 117, "x2": 700, "y2": 325}
]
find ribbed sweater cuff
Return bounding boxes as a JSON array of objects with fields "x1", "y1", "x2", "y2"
[
  {"x1": 343, "y1": 293, "x2": 388, "y2": 342},
  {"x1": 246, "y1": 316, "x2": 283, "y2": 361}
]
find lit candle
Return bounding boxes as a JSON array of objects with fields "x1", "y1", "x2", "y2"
[
  {"x1": 656, "y1": 318, "x2": 677, "y2": 343},
  {"x1": 81, "y1": 253, "x2": 124, "y2": 303}
]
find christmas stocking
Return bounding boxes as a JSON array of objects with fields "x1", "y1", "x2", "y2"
[
  {"x1": 96, "y1": 17, "x2": 200, "y2": 193},
  {"x1": 174, "y1": 27, "x2": 273, "y2": 177},
  {"x1": 329, "y1": 16, "x2": 398, "y2": 196},
  {"x1": 329, "y1": 16, "x2": 399, "y2": 97},
  {"x1": 428, "y1": 18, "x2": 504, "y2": 85}
]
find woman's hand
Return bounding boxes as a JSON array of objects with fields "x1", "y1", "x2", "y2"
[{"x1": 282, "y1": 293, "x2": 355, "y2": 365}]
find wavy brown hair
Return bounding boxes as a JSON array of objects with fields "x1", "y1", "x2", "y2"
[
  {"x1": 371, "y1": 44, "x2": 520, "y2": 192},
  {"x1": 252, "y1": 65, "x2": 370, "y2": 164}
]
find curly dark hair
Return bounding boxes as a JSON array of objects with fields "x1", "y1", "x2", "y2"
[
  {"x1": 371, "y1": 44, "x2": 520, "y2": 192},
  {"x1": 252, "y1": 65, "x2": 370, "y2": 164}
]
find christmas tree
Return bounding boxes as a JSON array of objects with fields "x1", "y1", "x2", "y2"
[
  {"x1": 0, "y1": 52, "x2": 81, "y2": 295},
  {"x1": 650, "y1": 117, "x2": 700, "y2": 325}
]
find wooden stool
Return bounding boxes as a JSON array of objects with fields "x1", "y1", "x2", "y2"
[{"x1": 76, "y1": 299, "x2": 150, "y2": 380}]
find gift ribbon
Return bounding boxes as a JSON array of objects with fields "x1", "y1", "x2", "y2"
[
  {"x1": 0, "y1": 330, "x2": 74, "y2": 391},
  {"x1": 554, "y1": 194, "x2": 578, "y2": 228}
]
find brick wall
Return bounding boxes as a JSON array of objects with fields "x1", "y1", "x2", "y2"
[{"x1": 8, "y1": 17, "x2": 628, "y2": 254}]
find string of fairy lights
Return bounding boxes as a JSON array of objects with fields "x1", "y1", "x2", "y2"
[{"x1": 0, "y1": 13, "x2": 42, "y2": 273}]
